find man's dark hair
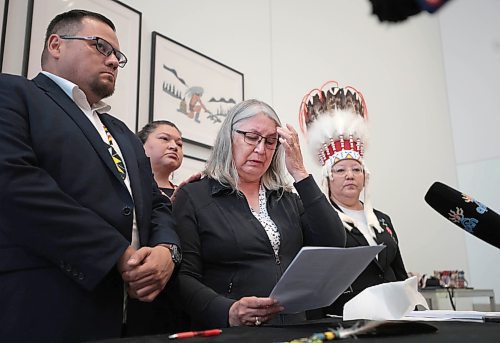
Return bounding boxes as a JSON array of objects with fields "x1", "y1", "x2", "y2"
[{"x1": 41, "y1": 9, "x2": 116, "y2": 65}]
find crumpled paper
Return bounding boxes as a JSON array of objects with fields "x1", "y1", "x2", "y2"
[{"x1": 343, "y1": 276, "x2": 429, "y2": 321}]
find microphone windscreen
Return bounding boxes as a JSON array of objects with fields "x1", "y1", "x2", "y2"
[{"x1": 425, "y1": 182, "x2": 500, "y2": 249}]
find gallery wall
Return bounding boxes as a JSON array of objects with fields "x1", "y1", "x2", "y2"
[{"x1": 2, "y1": 0, "x2": 497, "y2": 306}]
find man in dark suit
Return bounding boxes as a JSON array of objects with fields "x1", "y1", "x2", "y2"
[{"x1": 0, "y1": 9, "x2": 180, "y2": 342}]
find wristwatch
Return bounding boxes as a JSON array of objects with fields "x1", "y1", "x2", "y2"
[{"x1": 164, "y1": 244, "x2": 182, "y2": 266}]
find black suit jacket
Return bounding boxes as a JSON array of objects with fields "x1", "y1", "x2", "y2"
[{"x1": 0, "y1": 73, "x2": 179, "y2": 342}]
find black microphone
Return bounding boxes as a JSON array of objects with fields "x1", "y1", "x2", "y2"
[
  {"x1": 368, "y1": 0, "x2": 451, "y2": 23},
  {"x1": 424, "y1": 182, "x2": 500, "y2": 249}
]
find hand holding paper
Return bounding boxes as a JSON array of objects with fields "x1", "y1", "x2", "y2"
[{"x1": 269, "y1": 245, "x2": 384, "y2": 314}]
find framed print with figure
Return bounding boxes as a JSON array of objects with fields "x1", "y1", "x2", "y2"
[
  {"x1": 0, "y1": 0, "x2": 8, "y2": 71},
  {"x1": 150, "y1": 32, "x2": 244, "y2": 148},
  {"x1": 22, "y1": 0, "x2": 141, "y2": 131}
]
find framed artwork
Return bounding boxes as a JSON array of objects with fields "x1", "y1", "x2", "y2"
[
  {"x1": 150, "y1": 32, "x2": 244, "y2": 148},
  {"x1": 22, "y1": 0, "x2": 141, "y2": 131},
  {"x1": 172, "y1": 154, "x2": 206, "y2": 185},
  {"x1": 0, "y1": 0, "x2": 8, "y2": 71}
]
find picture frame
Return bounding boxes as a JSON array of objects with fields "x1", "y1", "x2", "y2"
[
  {"x1": 150, "y1": 32, "x2": 244, "y2": 148},
  {"x1": 22, "y1": 0, "x2": 141, "y2": 131},
  {"x1": 172, "y1": 154, "x2": 206, "y2": 185},
  {"x1": 0, "y1": 0, "x2": 8, "y2": 71}
]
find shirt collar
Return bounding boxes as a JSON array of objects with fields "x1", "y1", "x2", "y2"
[{"x1": 41, "y1": 71, "x2": 111, "y2": 114}]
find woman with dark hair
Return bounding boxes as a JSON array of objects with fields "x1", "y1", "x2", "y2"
[
  {"x1": 138, "y1": 120, "x2": 184, "y2": 208},
  {"x1": 172, "y1": 99, "x2": 346, "y2": 329}
]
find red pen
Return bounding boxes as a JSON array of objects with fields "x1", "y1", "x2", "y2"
[{"x1": 168, "y1": 329, "x2": 222, "y2": 339}]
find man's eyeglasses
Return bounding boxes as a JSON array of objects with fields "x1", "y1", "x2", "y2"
[
  {"x1": 234, "y1": 130, "x2": 279, "y2": 150},
  {"x1": 59, "y1": 35, "x2": 128, "y2": 68},
  {"x1": 331, "y1": 166, "x2": 364, "y2": 177}
]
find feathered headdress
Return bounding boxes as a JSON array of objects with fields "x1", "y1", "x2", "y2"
[{"x1": 299, "y1": 81, "x2": 383, "y2": 235}]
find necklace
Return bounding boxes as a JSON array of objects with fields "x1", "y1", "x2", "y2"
[
  {"x1": 160, "y1": 188, "x2": 170, "y2": 197},
  {"x1": 159, "y1": 187, "x2": 175, "y2": 203}
]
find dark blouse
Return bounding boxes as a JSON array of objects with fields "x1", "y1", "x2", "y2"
[
  {"x1": 159, "y1": 187, "x2": 174, "y2": 210},
  {"x1": 126, "y1": 185, "x2": 184, "y2": 335}
]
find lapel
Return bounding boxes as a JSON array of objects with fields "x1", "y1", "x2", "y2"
[
  {"x1": 99, "y1": 113, "x2": 144, "y2": 222},
  {"x1": 348, "y1": 227, "x2": 386, "y2": 273},
  {"x1": 373, "y1": 229, "x2": 389, "y2": 270},
  {"x1": 33, "y1": 73, "x2": 126, "y2": 186},
  {"x1": 332, "y1": 200, "x2": 387, "y2": 273}
]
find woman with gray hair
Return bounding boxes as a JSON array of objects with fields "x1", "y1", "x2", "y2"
[{"x1": 172, "y1": 99, "x2": 345, "y2": 329}]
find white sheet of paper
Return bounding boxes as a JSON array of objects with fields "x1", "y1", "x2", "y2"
[
  {"x1": 343, "y1": 276, "x2": 428, "y2": 320},
  {"x1": 269, "y1": 245, "x2": 384, "y2": 314},
  {"x1": 402, "y1": 310, "x2": 500, "y2": 323}
]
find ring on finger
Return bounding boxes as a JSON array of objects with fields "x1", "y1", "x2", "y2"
[{"x1": 255, "y1": 316, "x2": 262, "y2": 326}]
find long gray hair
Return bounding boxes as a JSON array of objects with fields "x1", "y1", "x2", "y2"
[{"x1": 205, "y1": 99, "x2": 292, "y2": 193}]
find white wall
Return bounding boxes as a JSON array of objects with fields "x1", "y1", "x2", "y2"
[
  {"x1": 268, "y1": 0, "x2": 464, "y2": 279},
  {"x1": 3, "y1": 0, "x2": 496, "y2": 306},
  {"x1": 439, "y1": 0, "x2": 500, "y2": 304}
]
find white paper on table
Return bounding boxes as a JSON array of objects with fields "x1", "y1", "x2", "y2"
[
  {"x1": 402, "y1": 310, "x2": 500, "y2": 323},
  {"x1": 343, "y1": 276, "x2": 429, "y2": 321},
  {"x1": 269, "y1": 245, "x2": 384, "y2": 314}
]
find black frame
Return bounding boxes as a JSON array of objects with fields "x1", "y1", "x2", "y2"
[
  {"x1": 150, "y1": 32, "x2": 244, "y2": 148},
  {"x1": 0, "y1": 0, "x2": 9, "y2": 71}
]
